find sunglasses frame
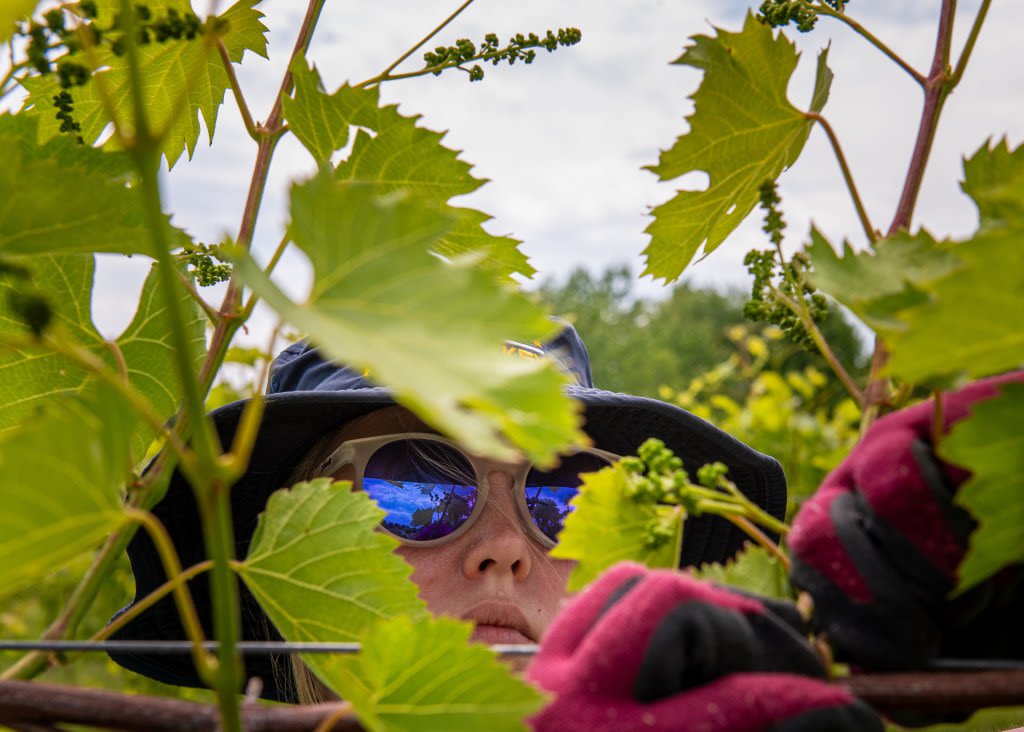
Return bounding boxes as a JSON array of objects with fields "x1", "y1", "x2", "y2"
[{"x1": 318, "y1": 432, "x2": 620, "y2": 549}]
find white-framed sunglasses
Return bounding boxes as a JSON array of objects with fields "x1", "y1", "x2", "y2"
[{"x1": 319, "y1": 433, "x2": 620, "y2": 549}]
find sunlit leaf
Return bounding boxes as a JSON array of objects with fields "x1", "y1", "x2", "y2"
[
  {"x1": 233, "y1": 174, "x2": 585, "y2": 464},
  {"x1": 22, "y1": 0, "x2": 268, "y2": 168},
  {"x1": 643, "y1": 14, "x2": 831, "y2": 282},
  {"x1": 0, "y1": 382, "x2": 134, "y2": 599},
  {"x1": 237, "y1": 478, "x2": 425, "y2": 648},
  {"x1": 1, "y1": 0, "x2": 36, "y2": 42},
  {"x1": 314, "y1": 615, "x2": 546, "y2": 732},
  {"x1": 944, "y1": 382, "x2": 1024, "y2": 591},
  {"x1": 282, "y1": 70, "x2": 530, "y2": 279},
  {"x1": 691, "y1": 544, "x2": 791, "y2": 599},
  {"x1": 551, "y1": 464, "x2": 682, "y2": 591},
  {"x1": 882, "y1": 141, "x2": 1024, "y2": 382},
  {"x1": 0, "y1": 253, "x2": 205, "y2": 459},
  {"x1": 805, "y1": 227, "x2": 962, "y2": 330},
  {"x1": 0, "y1": 114, "x2": 189, "y2": 255}
]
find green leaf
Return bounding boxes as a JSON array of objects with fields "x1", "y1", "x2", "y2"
[
  {"x1": 313, "y1": 615, "x2": 546, "y2": 732},
  {"x1": 233, "y1": 175, "x2": 585, "y2": 465},
  {"x1": 0, "y1": 382, "x2": 134, "y2": 599},
  {"x1": 0, "y1": 254, "x2": 205, "y2": 459},
  {"x1": 643, "y1": 13, "x2": 830, "y2": 282},
  {"x1": 805, "y1": 227, "x2": 963, "y2": 330},
  {"x1": 237, "y1": 478, "x2": 426, "y2": 647},
  {"x1": 281, "y1": 61, "x2": 350, "y2": 167},
  {"x1": 22, "y1": 0, "x2": 268, "y2": 168},
  {"x1": 550, "y1": 464, "x2": 682, "y2": 591},
  {"x1": 692, "y1": 544, "x2": 791, "y2": 599},
  {"x1": 944, "y1": 382, "x2": 1024, "y2": 591},
  {"x1": 881, "y1": 142, "x2": 1024, "y2": 382},
  {"x1": 1, "y1": 0, "x2": 36, "y2": 43},
  {"x1": 0, "y1": 114, "x2": 189, "y2": 255},
  {"x1": 282, "y1": 76, "x2": 531, "y2": 279}
]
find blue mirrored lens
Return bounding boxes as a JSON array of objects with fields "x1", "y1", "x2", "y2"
[
  {"x1": 363, "y1": 439, "x2": 477, "y2": 541},
  {"x1": 525, "y1": 452, "x2": 610, "y2": 542}
]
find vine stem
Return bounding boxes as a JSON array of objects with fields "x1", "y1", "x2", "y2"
[
  {"x1": 863, "y1": 0, "x2": 959, "y2": 430},
  {"x1": 805, "y1": 112, "x2": 877, "y2": 243},
  {"x1": 722, "y1": 514, "x2": 791, "y2": 571},
  {"x1": 123, "y1": 510, "x2": 214, "y2": 683},
  {"x1": 950, "y1": 0, "x2": 991, "y2": 87},
  {"x1": 217, "y1": 39, "x2": 257, "y2": 140},
  {"x1": 92, "y1": 561, "x2": 214, "y2": 642},
  {"x1": 373, "y1": 0, "x2": 477, "y2": 82},
  {"x1": 816, "y1": 5, "x2": 926, "y2": 87}
]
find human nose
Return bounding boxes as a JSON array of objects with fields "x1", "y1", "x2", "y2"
[{"x1": 461, "y1": 470, "x2": 533, "y2": 581}]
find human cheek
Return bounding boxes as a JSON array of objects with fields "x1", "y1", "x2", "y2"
[{"x1": 394, "y1": 544, "x2": 461, "y2": 616}]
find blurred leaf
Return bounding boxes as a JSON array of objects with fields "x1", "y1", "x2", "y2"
[
  {"x1": 644, "y1": 15, "x2": 830, "y2": 282},
  {"x1": 805, "y1": 227, "x2": 962, "y2": 330},
  {"x1": 315, "y1": 615, "x2": 546, "y2": 732},
  {"x1": 22, "y1": 0, "x2": 268, "y2": 168},
  {"x1": 1, "y1": 0, "x2": 36, "y2": 42},
  {"x1": 238, "y1": 479, "x2": 426, "y2": 648},
  {"x1": 283, "y1": 71, "x2": 530, "y2": 279},
  {"x1": 0, "y1": 254, "x2": 204, "y2": 459},
  {"x1": 692, "y1": 544, "x2": 791, "y2": 599},
  {"x1": 0, "y1": 382, "x2": 134, "y2": 599},
  {"x1": 551, "y1": 464, "x2": 682, "y2": 591},
  {"x1": 233, "y1": 175, "x2": 585, "y2": 465},
  {"x1": 945, "y1": 382, "x2": 1024, "y2": 591},
  {"x1": 0, "y1": 114, "x2": 189, "y2": 255}
]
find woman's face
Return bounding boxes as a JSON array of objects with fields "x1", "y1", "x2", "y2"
[{"x1": 329, "y1": 406, "x2": 575, "y2": 644}]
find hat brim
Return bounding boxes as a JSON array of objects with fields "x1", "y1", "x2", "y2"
[{"x1": 110, "y1": 387, "x2": 786, "y2": 701}]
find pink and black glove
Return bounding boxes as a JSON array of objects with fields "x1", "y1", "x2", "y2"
[
  {"x1": 789, "y1": 371, "x2": 1024, "y2": 671},
  {"x1": 527, "y1": 563, "x2": 882, "y2": 732}
]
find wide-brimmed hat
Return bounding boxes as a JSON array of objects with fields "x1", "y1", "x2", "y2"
[{"x1": 109, "y1": 323, "x2": 786, "y2": 701}]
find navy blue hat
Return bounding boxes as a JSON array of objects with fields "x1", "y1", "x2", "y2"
[{"x1": 109, "y1": 323, "x2": 786, "y2": 701}]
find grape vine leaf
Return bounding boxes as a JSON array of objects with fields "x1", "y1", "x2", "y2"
[
  {"x1": 0, "y1": 382, "x2": 134, "y2": 599},
  {"x1": 0, "y1": 114, "x2": 189, "y2": 254},
  {"x1": 21, "y1": 0, "x2": 268, "y2": 168},
  {"x1": 644, "y1": 14, "x2": 832, "y2": 282},
  {"x1": 0, "y1": 253, "x2": 205, "y2": 460},
  {"x1": 232, "y1": 174, "x2": 585, "y2": 465},
  {"x1": 943, "y1": 382, "x2": 1024, "y2": 591},
  {"x1": 282, "y1": 65, "x2": 531, "y2": 279},
  {"x1": 881, "y1": 141, "x2": 1024, "y2": 382},
  {"x1": 692, "y1": 544, "x2": 791, "y2": 599},
  {"x1": 1, "y1": 0, "x2": 36, "y2": 43},
  {"x1": 237, "y1": 478, "x2": 426, "y2": 651},
  {"x1": 805, "y1": 227, "x2": 963, "y2": 330},
  {"x1": 550, "y1": 464, "x2": 682, "y2": 591},
  {"x1": 314, "y1": 615, "x2": 546, "y2": 732}
]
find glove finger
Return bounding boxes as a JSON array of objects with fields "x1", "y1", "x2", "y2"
[{"x1": 635, "y1": 596, "x2": 825, "y2": 702}]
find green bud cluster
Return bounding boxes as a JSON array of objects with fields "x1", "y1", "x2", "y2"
[
  {"x1": 696, "y1": 461, "x2": 729, "y2": 489},
  {"x1": 52, "y1": 90, "x2": 84, "y2": 144},
  {"x1": 179, "y1": 243, "x2": 232, "y2": 287},
  {"x1": 422, "y1": 27, "x2": 581, "y2": 83},
  {"x1": 622, "y1": 438, "x2": 691, "y2": 505},
  {"x1": 757, "y1": 0, "x2": 848, "y2": 33},
  {"x1": 743, "y1": 182, "x2": 828, "y2": 349},
  {"x1": 642, "y1": 513, "x2": 677, "y2": 550}
]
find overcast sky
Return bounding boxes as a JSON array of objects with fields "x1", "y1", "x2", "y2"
[{"x1": 48, "y1": 0, "x2": 1024, "y2": 341}]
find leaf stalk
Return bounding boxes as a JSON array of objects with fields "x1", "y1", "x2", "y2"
[{"x1": 805, "y1": 112, "x2": 877, "y2": 243}]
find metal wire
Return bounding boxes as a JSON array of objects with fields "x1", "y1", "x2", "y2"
[{"x1": 0, "y1": 640, "x2": 541, "y2": 656}]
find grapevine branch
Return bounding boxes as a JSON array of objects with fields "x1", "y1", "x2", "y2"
[
  {"x1": 815, "y1": 4, "x2": 926, "y2": 87},
  {"x1": 216, "y1": 39, "x2": 257, "y2": 140},
  {"x1": 950, "y1": 0, "x2": 991, "y2": 86},
  {"x1": 805, "y1": 112, "x2": 877, "y2": 242},
  {"x1": 374, "y1": 0, "x2": 477, "y2": 82}
]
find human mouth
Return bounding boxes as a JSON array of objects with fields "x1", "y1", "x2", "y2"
[{"x1": 462, "y1": 602, "x2": 534, "y2": 644}]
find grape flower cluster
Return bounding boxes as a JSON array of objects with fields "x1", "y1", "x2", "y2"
[
  {"x1": 422, "y1": 28, "x2": 582, "y2": 83},
  {"x1": 179, "y1": 243, "x2": 232, "y2": 287},
  {"x1": 744, "y1": 182, "x2": 828, "y2": 349},
  {"x1": 757, "y1": 0, "x2": 849, "y2": 33}
]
